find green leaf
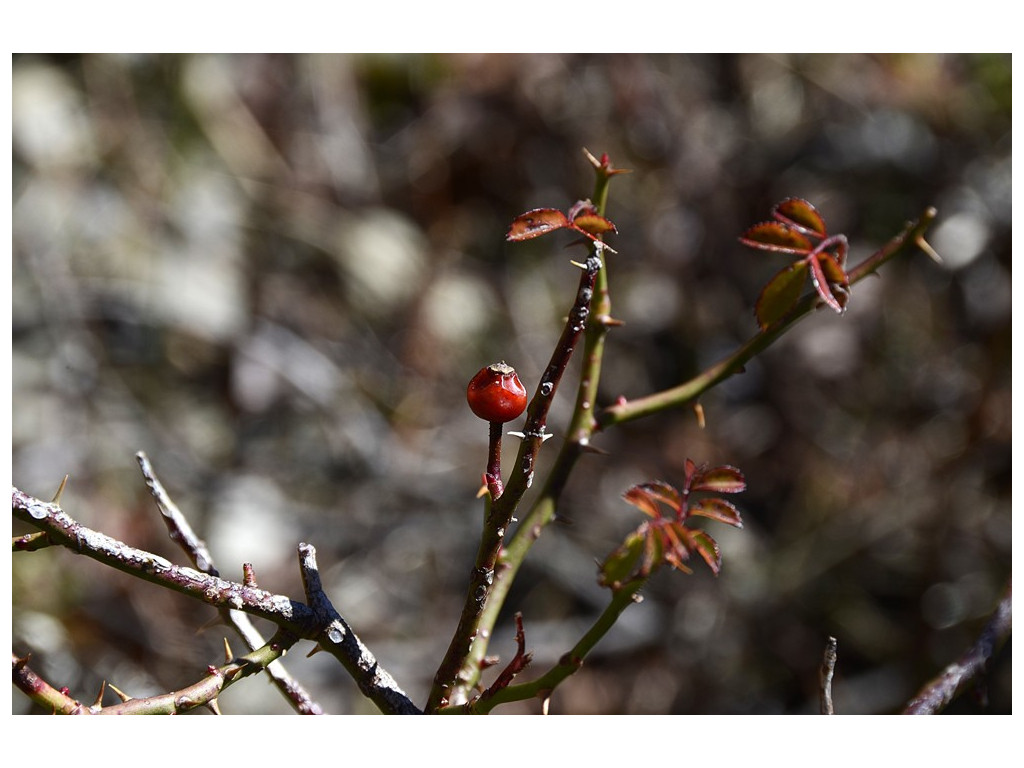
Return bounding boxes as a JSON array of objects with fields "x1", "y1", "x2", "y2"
[
  {"x1": 690, "y1": 465, "x2": 746, "y2": 494},
  {"x1": 755, "y1": 261, "x2": 809, "y2": 329},
  {"x1": 599, "y1": 527, "x2": 651, "y2": 589},
  {"x1": 689, "y1": 530, "x2": 722, "y2": 575},
  {"x1": 689, "y1": 497, "x2": 744, "y2": 528},
  {"x1": 773, "y1": 198, "x2": 827, "y2": 238},
  {"x1": 740, "y1": 222, "x2": 814, "y2": 254}
]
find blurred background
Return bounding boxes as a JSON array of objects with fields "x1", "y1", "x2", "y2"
[{"x1": 12, "y1": 53, "x2": 1011, "y2": 714}]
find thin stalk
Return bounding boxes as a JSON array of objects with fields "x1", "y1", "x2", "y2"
[
  {"x1": 485, "y1": 421, "x2": 504, "y2": 498},
  {"x1": 441, "y1": 578, "x2": 647, "y2": 714}
]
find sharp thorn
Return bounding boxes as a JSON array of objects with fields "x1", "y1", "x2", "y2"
[
  {"x1": 51, "y1": 475, "x2": 69, "y2": 504},
  {"x1": 92, "y1": 680, "x2": 106, "y2": 708},
  {"x1": 108, "y1": 683, "x2": 132, "y2": 702},
  {"x1": 915, "y1": 234, "x2": 943, "y2": 264}
]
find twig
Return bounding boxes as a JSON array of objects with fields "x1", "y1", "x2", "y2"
[
  {"x1": 444, "y1": 577, "x2": 647, "y2": 714},
  {"x1": 12, "y1": 653, "x2": 93, "y2": 714},
  {"x1": 13, "y1": 486, "x2": 318, "y2": 632},
  {"x1": 472, "y1": 613, "x2": 533, "y2": 709},
  {"x1": 12, "y1": 485, "x2": 418, "y2": 714},
  {"x1": 902, "y1": 581, "x2": 1012, "y2": 714},
  {"x1": 136, "y1": 451, "x2": 323, "y2": 715},
  {"x1": 136, "y1": 451, "x2": 218, "y2": 572},
  {"x1": 298, "y1": 543, "x2": 422, "y2": 714},
  {"x1": 598, "y1": 208, "x2": 938, "y2": 429},
  {"x1": 820, "y1": 636, "x2": 837, "y2": 715},
  {"x1": 14, "y1": 630, "x2": 296, "y2": 714}
]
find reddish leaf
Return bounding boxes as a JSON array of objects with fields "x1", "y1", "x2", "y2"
[
  {"x1": 739, "y1": 222, "x2": 814, "y2": 254},
  {"x1": 506, "y1": 208, "x2": 571, "y2": 241},
  {"x1": 690, "y1": 465, "x2": 747, "y2": 494},
  {"x1": 688, "y1": 530, "x2": 722, "y2": 575},
  {"x1": 755, "y1": 261, "x2": 809, "y2": 330},
  {"x1": 661, "y1": 523, "x2": 694, "y2": 573},
  {"x1": 571, "y1": 213, "x2": 618, "y2": 238},
  {"x1": 623, "y1": 481, "x2": 682, "y2": 519},
  {"x1": 818, "y1": 250, "x2": 848, "y2": 286},
  {"x1": 773, "y1": 198, "x2": 827, "y2": 238},
  {"x1": 621, "y1": 488, "x2": 659, "y2": 519},
  {"x1": 808, "y1": 253, "x2": 847, "y2": 314},
  {"x1": 820, "y1": 233, "x2": 849, "y2": 268},
  {"x1": 690, "y1": 497, "x2": 744, "y2": 529},
  {"x1": 567, "y1": 199, "x2": 598, "y2": 220}
]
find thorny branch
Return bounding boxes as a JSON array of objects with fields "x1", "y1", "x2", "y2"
[
  {"x1": 298, "y1": 543, "x2": 422, "y2": 714},
  {"x1": 902, "y1": 581, "x2": 1012, "y2": 714},
  {"x1": 11, "y1": 485, "x2": 419, "y2": 714},
  {"x1": 13, "y1": 630, "x2": 296, "y2": 714},
  {"x1": 426, "y1": 249, "x2": 604, "y2": 712},
  {"x1": 820, "y1": 636, "x2": 837, "y2": 715},
  {"x1": 136, "y1": 451, "x2": 323, "y2": 715},
  {"x1": 437, "y1": 155, "x2": 623, "y2": 705}
]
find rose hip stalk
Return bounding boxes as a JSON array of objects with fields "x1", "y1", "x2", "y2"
[{"x1": 467, "y1": 362, "x2": 528, "y2": 499}]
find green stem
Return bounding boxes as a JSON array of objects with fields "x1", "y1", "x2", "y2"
[
  {"x1": 426, "y1": 249, "x2": 603, "y2": 712},
  {"x1": 441, "y1": 578, "x2": 647, "y2": 714},
  {"x1": 440, "y1": 155, "x2": 624, "y2": 704},
  {"x1": 13, "y1": 629, "x2": 297, "y2": 714},
  {"x1": 598, "y1": 207, "x2": 938, "y2": 429}
]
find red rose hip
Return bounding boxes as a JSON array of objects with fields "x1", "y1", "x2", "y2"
[{"x1": 467, "y1": 362, "x2": 527, "y2": 424}]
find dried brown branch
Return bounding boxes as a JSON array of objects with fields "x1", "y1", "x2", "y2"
[
  {"x1": 474, "y1": 613, "x2": 533, "y2": 707},
  {"x1": 902, "y1": 580, "x2": 1012, "y2": 714},
  {"x1": 136, "y1": 451, "x2": 323, "y2": 715},
  {"x1": 297, "y1": 542, "x2": 422, "y2": 714},
  {"x1": 820, "y1": 636, "x2": 837, "y2": 715},
  {"x1": 12, "y1": 484, "x2": 419, "y2": 714},
  {"x1": 14, "y1": 630, "x2": 297, "y2": 714}
]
